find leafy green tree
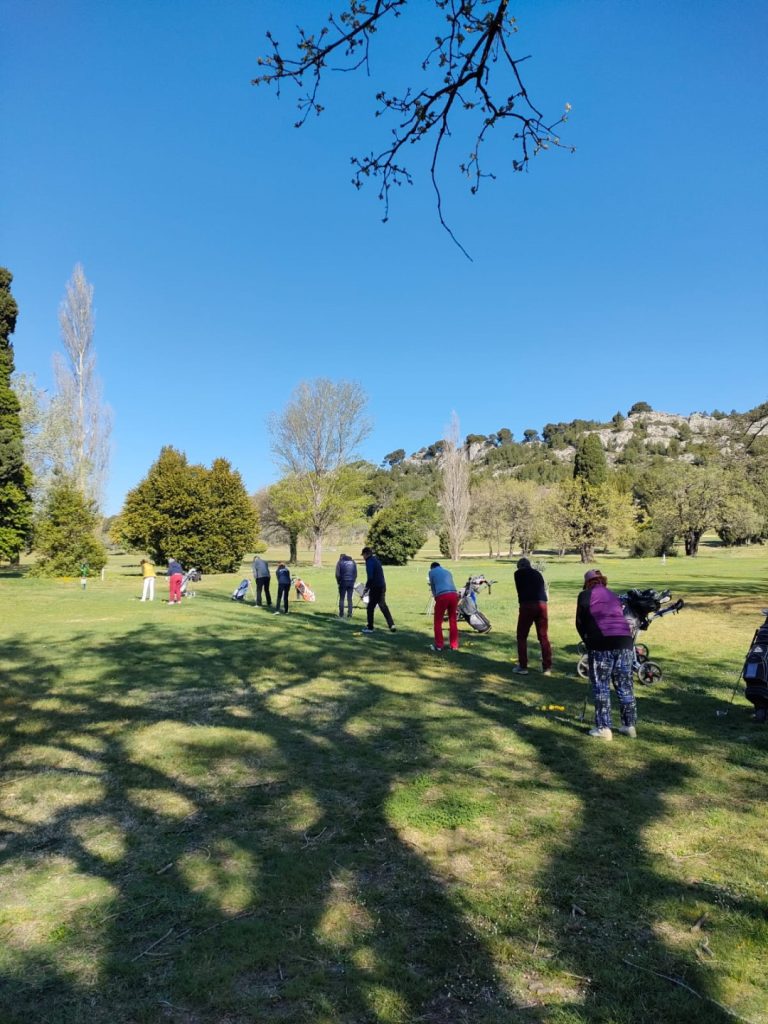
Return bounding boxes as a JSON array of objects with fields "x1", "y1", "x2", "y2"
[
  {"x1": 634, "y1": 463, "x2": 726, "y2": 556},
  {"x1": 555, "y1": 478, "x2": 634, "y2": 563},
  {"x1": 200, "y1": 459, "x2": 259, "y2": 572},
  {"x1": 573, "y1": 433, "x2": 607, "y2": 485},
  {"x1": 716, "y1": 493, "x2": 763, "y2": 546},
  {"x1": 269, "y1": 378, "x2": 371, "y2": 565},
  {"x1": 628, "y1": 401, "x2": 652, "y2": 415},
  {"x1": 470, "y1": 477, "x2": 509, "y2": 556},
  {"x1": 31, "y1": 478, "x2": 106, "y2": 577},
  {"x1": 258, "y1": 476, "x2": 313, "y2": 564},
  {"x1": 0, "y1": 268, "x2": 34, "y2": 562},
  {"x1": 382, "y1": 449, "x2": 405, "y2": 467},
  {"x1": 366, "y1": 498, "x2": 430, "y2": 565},
  {"x1": 504, "y1": 480, "x2": 547, "y2": 556},
  {"x1": 115, "y1": 447, "x2": 257, "y2": 572}
]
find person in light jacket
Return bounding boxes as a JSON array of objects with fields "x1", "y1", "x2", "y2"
[
  {"x1": 252, "y1": 555, "x2": 272, "y2": 608},
  {"x1": 140, "y1": 558, "x2": 156, "y2": 602},
  {"x1": 428, "y1": 561, "x2": 459, "y2": 652}
]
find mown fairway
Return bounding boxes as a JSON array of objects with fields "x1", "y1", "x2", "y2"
[{"x1": 1, "y1": 544, "x2": 766, "y2": 1024}]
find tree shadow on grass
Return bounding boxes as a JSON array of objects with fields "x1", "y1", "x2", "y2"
[{"x1": 0, "y1": 610, "x2": 763, "y2": 1023}]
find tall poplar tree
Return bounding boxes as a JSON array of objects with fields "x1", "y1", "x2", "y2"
[
  {"x1": 53, "y1": 264, "x2": 111, "y2": 507},
  {"x1": 0, "y1": 268, "x2": 34, "y2": 562}
]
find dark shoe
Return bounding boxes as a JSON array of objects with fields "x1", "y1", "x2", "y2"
[
  {"x1": 361, "y1": 627, "x2": 374, "y2": 634},
  {"x1": 390, "y1": 626, "x2": 397, "y2": 633}
]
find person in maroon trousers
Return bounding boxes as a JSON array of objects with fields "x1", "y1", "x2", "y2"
[{"x1": 512, "y1": 557, "x2": 552, "y2": 675}]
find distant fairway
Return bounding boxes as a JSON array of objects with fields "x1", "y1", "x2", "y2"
[{"x1": 1, "y1": 541, "x2": 766, "y2": 1024}]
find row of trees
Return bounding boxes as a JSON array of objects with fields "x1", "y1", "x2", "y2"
[{"x1": 1, "y1": 265, "x2": 114, "y2": 576}]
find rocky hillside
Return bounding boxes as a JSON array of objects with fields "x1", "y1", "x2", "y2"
[{"x1": 405, "y1": 405, "x2": 767, "y2": 470}]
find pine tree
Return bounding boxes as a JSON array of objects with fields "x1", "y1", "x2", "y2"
[
  {"x1": 31, "y1": 478, "x2": 107, "y2": 576},
  {"x1": 0, "y1": 268, "x2": 34, "y2": 562}
]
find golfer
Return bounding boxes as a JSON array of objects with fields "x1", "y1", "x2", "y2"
[
  {"x1": 140, "y1": 558, "x2": 156, "y2": 601},
  {"x1": 512, "y1": 557, "x2": 552, "y2": 675},
  {"x1": 428, "y1": 561, "x2": 459, "y2": 651},
  {"x1": 252, "y1": 554, "x2": 272, "y2": 608},
  {"x1": 361, "y1": 547, "x2": 396, "y2": 633},
  {"x1": 167, "y1": 558, "x2": 183, "y2": 605},
  {"x1": 576, "y1": 568, "x2": 637, "y2": 740}
]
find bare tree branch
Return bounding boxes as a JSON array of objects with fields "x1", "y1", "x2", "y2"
[{"x1": 253, "y1": 1, "x2": 573, "y2": 258}]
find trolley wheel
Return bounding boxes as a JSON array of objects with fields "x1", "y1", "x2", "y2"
[
  {"x1": 577, "y1": 654, "x2": 589, "y2": 679},
  {"x1": 638, "y1": 661, "x2": 662, "y2": 685},
  {"x1": 635, "y1": 643, "x2": 649, "y2": 664}
]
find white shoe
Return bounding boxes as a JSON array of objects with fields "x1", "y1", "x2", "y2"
[
  {"x1": 429, "y1": 644, "x2": 444, "y2": 652},
  {"x1": 618, "y1": 725, "x2": 637, "y2": 739},
  {"x1": 588, "y1": 727, "x2": 613, "y2": 741},
  {"x1": 511, "y1": 666, "x2": 528, "y2": 675},
  {"x1": 361, "y1": 628, "x2": 374, "y2": 634}
]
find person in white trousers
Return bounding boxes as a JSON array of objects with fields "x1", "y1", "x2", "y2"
[{"x1": 140, "y1": 559, "x2": 156, "y2": 601}]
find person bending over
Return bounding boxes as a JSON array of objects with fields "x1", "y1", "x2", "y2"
[
  {"x1": 576, "y1": 568, "x2": 637, "y2": 741},
  {"x1": 428, "y1": 561, "x2": 459, "y2": 652}
]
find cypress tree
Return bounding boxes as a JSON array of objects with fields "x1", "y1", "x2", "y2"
[
  {"x1": 0, "y1": 268, "x2": 34, "y2": 562},
  {"x1": 573, "y1": 433, "x2": 608, "y2": 485}
]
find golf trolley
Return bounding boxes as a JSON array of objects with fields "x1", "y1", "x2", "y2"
[
  {"x1": 741, "y1": 608, "x2": 768, "y2": 722},
  {"x1": 181, "y1": 568, "x2": 202, "y2": 598},
  {"x1": 576, "y1": 587, "x2": 684, "y2": 684}
]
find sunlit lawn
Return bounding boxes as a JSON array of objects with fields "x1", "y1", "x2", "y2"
[{"x1": 0, "y1": 540, "x2": 766, "y2": 1023}]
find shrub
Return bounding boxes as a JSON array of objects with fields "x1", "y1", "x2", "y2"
[{"x1": 366, "y1": 499, "x2": 429, "y2": 565}]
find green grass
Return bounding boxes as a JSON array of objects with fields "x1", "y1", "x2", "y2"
[{"x1": 0, "y1": 541, "x2": 766, "y2": 1023}]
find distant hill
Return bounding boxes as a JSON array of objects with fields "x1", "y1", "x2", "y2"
[{"x1": 401, "y1": 404, "x2": 767, "y2": 475}]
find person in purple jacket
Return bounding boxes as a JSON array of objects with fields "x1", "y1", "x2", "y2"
[{"x1": 576, "y1": 568, "x2": 637, "y2": 741}]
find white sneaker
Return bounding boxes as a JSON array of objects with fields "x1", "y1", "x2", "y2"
[
  {"x1": 511, "y1": 666, "x2": 528, "y2": 675},
  {"x1": 361, "y1": 627, "x2": 374, "y2": 634},
  {"x1": 618, "y1": 725, "x2": 637, "y2": 739},
  {"x1": 429, "y1": 644, "x2": 444, "y2": 652},
  {"x1": 588, "y1": 727, "x2": 613, "y2": 740}
]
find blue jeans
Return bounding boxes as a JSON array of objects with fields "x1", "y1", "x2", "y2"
[{"x1": 589, "y1": 648, "x2": 636, "y2": 728}]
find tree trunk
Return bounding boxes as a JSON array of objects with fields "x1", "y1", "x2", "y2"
[
  {"x1": 312, "y1": 529, "x2": 322, "y2": 567},
  {"x1": 580, "y1": 542, "x2": 595, "y2": 563},
  {"x1": 288, "y1": 530, "x2": 298, "y2": 565},
  {"x1": 684, "y1": 531, "x2": 701, "y2": 556}
]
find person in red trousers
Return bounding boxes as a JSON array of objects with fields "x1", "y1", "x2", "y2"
[
  {"x1": 512, "y1": 557, "x2": 552, "y2": 675},
  {"x1": 167, "y1": 558, "x2": 184, "y2": 604},
  {"x1": 428, "y1": 561, "x2": 459, "y2": 652}
]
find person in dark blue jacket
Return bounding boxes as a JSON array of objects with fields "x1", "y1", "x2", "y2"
[
  {"x1": 273, "y1": 562, "x2": 291, "y2": 614},
  {"x1": 361, "y1": 547, "x2": 396, "y2": 633},
  {"x1": 335, "y1": 553, "x2": 358, "y2": 618}
]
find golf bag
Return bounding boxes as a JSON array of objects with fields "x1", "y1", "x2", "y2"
[
  {"x1": 457, "y1": 575, "x2": 495, "y2": 634},
  {"x1": 742, "y1": 610, "x2": 768, "y2": 721},
  {"x1": 354, "y1": 583, "x2": 370, "y2": 606},
  {"x1": 180, "y1": 568, "x2": 202, "y2": 598},
  {"x1": 231, "y1": 579, "x2": 250, "y2": 601},
  {"x1": 293, "y1": 577, "x2": 316, "y2": 602}
]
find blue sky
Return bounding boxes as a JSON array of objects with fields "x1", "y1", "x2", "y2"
[{"x1": 2, "y1": 0, "x2": 766, "y2": 515}]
